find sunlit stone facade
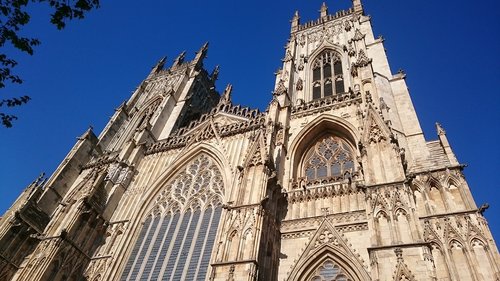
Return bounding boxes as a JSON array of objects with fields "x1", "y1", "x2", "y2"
[{"x1": 1, "y1": 1, "x2": 498, "y2": 280}]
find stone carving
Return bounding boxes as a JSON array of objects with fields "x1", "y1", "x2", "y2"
[
  {"x1": 135, "y1": 98, "x2": 163, "y2": 130},
  {"x1": 351, "y1": 29, "x2": 365, "y2": 42},
  {"x1": 105, "y1": 162, "x2": 133, "y2": 187},
  {"x1": 245, "y1": 132, "x2": 266, "y2": 167},
  {"x1": 281, "y1": 69, "x2": 289, "y2": 82},
  {"x1": 295, "y1": 77, "x2": 303, "y2": 91},
  {"x1": 344, "y1": 20, "x2": 352, "y2": 32},
  {"x1": 291, "y1": 91, "x2": 362, "y2": 119},
  {"x1": 368, "y1": 122, "x2": 386, "y2": 143},
  {"x1": 347, "y1": 42, "x2": 356, "y2": 57},
  {"x1": 275, "y1": 129, "x2": 284, "y2": 146},
  {"x1": 350, "y1": 62, "x2": 358, "y2": 77},
  {"x1": 305, "y1": 22, "x2": 344, "y2": 44},
  {"x1": 274, "y1": 79, "x2": 288, "y2": 96},
  {"x1": 315, "y1": 229, "x2": 338, "y2": 248},
  {"x1": 82, "y1": 152, "x2": 118, "y2": 170},
  {"x1": 299, "y1": 34, "x2": 306, "y2": 46},
  {"x1": 84, "y1": 257, "x2": 111, "y2": 281},
  {"x1": 146, "y1": 114, "x2": 265, "y2": 154},
  {"x1": 355, "y1": 49, "x2": 372, "y2": 67},
  {"x1": 297, "y1": 55, "x2": 305, "y2": 71},
  {"x1": 392, "y1": 248, "x2": 416, "y2": 281},
  {"x1": 283, "y1": 50, "x2": 293, "y2": 62}
]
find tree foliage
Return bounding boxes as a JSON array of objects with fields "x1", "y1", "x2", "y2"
[{"x1": 0, "y1": 0, "x2": 99, "y2": 128}]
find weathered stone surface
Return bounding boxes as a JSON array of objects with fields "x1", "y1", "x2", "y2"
[{"x1": 1, "y1": 2, "x2": 498, "y2": 281}]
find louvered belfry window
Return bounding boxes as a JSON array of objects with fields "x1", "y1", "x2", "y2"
[
  {"x1": 303, "y1": 135, "x2": 355, "y2": 181},
  {"x1": 120, "y1": 154, "x2": 224, "y2": 281},
  {"x1": 312, "y1": 50, "x2": 345, "y2": 100}
]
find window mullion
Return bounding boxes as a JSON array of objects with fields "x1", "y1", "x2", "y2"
[
  {"x1": 331, "y1": 62, "x2": 335, "y2": 95},
  {"x1": 320, "y1": 60, "x2": 325, "y2": 98}
]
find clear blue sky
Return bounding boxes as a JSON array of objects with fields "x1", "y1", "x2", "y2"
[{"x1": 1, "y1": 0, "x2": 499, "y2": 242}]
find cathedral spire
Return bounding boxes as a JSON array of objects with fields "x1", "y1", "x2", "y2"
[
  {"x1": 210, "y1": 65, "x2": 220, "y2": 81},
  {"x1": 194, "y1": 42, "x2": 209, "y2": 69},
  {"x1": 149, "y1": 56, "x2": 166, "y2": 77},
  {"x1": 173, "y1": 51, "x2": 186, "y2": 66},
  {"x1": 320, "y1": 2, "x2": 328, "y2": 19},
  {"x1": 291, "y1": 10, "x2": 300, "y2": 33},
  {"x1": 195, "y1": 41, "x2": 209, "y2": 61},
  {"x1": 436, "y1": 122, "x2": 459, "y2": 165},
  {"x1": 436, "y1": 122, "x2": 446, "y2": 136},
  {"x1": 219, "y1": 84, "x2": 232, "y2": 106}
]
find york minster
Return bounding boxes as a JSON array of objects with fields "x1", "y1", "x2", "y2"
[{"x1": 0, "y1": 1, "x2": 498, "y2": 280}]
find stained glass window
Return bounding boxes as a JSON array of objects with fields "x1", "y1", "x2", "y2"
[
  {"x1": 311, "y1": 50, "x2": 345, "y2": 100},
  {"x1": 120, "y1": 154, "x2": 224, "y2": 281},
  {"x1": 303, "y1": 135, "x2": 355, "y2": 181}
]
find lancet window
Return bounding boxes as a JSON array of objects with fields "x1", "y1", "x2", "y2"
[
  {"x1": 120, "y1": 154, "x2": 224, "y2": 281},
  {"x1": 312, "y1": 50, "x2": 345, "y2": 100},
  {"x1": 303, "y1": 135, "x2": 355, "y2": 181},
  {"x1": 309, "y1": 260, "x2": 353, "y2": 281}
]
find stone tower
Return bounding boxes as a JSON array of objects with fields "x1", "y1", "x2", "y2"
[{"x1": 0, "y1": 1, "x2": 498, "y2": 281}]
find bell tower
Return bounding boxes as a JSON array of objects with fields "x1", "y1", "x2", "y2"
[{"x1": 273, "y1": 1, "x2": 499, "y2": 281}]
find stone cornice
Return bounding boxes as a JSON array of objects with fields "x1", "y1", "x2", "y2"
[
  {"x1": 418, "y1": 209, "x2": 480, "y2": 220},
  {"x1": 145, "y1": 116, "x2": 266, "y2": 155},
  {"x1": 367, "y1": 242, "x2": 431, "y2": 252}
]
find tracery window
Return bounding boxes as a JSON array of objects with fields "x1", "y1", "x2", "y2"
[
  {"x1": 312, "y1": 50, "x2": 345, "y2": 100},
  {"x1": 120, "y1": 154, "x2": 223, "y2": 281},
  {"x1": 303, "y1": 135, "x2": 355, "y2": 181},
  {"x1": 309, "y1": 260, "x2": 353, "y2": 281}
]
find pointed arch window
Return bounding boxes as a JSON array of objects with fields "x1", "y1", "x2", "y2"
[
  {"x1": 303, "y1": 135, "x2": 355, "y2": 181},
  {"x1": 120, "y1": 154, "x2": 223, "y2": 281},
  {"x1": 312, "y1": 50, "x2": 345, "y2": 100}
]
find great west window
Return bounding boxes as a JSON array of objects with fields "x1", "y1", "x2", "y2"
[{"x1": 120, "y1": 154, "x2": 223, "y2": 281}]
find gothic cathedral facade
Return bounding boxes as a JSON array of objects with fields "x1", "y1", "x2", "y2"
[{"x1": 0, "y1": 1, "x2": 498, "y2": 281}]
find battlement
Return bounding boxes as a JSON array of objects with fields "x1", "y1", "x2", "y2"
[{"x1": 296, "y1": 8, "x2": 354, "y2": 32}]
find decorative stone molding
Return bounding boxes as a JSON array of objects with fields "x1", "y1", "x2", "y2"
[
  {"x1": 336, "y1": 222, "x2": 368, "y2": 233},
  {"x1": 350, "y1": 29, "x2": 365, "y2": 42},
  {"x1": 288, "y1": 180, "x2": 364, "y2": 199},
  {"x1": 281, "y1": 211, "x2": 367, "y2": 233},
  {"x1": 285, "y1": 219, "x2": 370, "y2": 281},
  {"x1": 291, "y1": 91, "x2": 362, "y2": 119},
  {"x1": 281, "y1": 231, "x2": 313, "y2": 240},
  {"x1": 146, "y1": 117, "x2": 266, "y2": 154},
  {"x1": 392, "y1": 248, "x2": 416, "y2": 281},
  {"x1": 295, "y1": 77, "x2": 303, "y2": 91},
  {"x1": 274, "y1": 79, "x2": 288, "y2": 96},
  {"x1": 283, "y1": 50, "x2": 293, "y2": 62},
  {"x1": 354, "y1": 49, "x2": 372, "y2": 67}
]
